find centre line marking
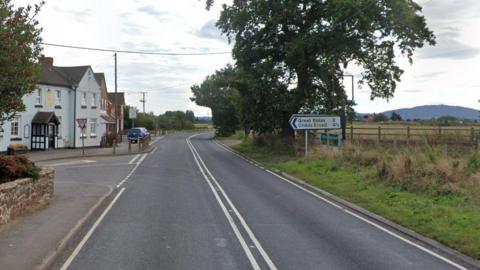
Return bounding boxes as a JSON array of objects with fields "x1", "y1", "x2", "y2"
[
  {"x1": 60, "y1": 187, "x2": 126, "y2": 270},
  {"x1": 187, "y1": 134, "x2": 277, "y2": 270}
]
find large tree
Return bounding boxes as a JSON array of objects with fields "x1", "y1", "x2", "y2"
[
  {"x1": 191, "y1": 66, "x2": 241, "y2": 136},
  {"x1": 202, "y1": 0, "x2": 435, "y2": 136},
  {"x1": 0, "y1": 0, "x2": 44, "y2": 120}
]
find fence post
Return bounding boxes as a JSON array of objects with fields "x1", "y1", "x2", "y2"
[
  {"x1": 350, "y1": 125, "x2": 354, "y2": 142},
  {"x1": 471, "y1": 127, "x2": 475, "y2": 142},
  {"x1": 407, "y1": 126, "x2": 411, "y2": 145},
  {"x1": 377, "y1": 126, "x2": 381, "y2": 144}
]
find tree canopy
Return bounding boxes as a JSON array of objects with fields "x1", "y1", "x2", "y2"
[
  {"x1": 193, "y1": 0, "x2": 435, "y2": 136},
  {"x1": 0, "y1": 0, "x2": 43, "y2": 120}
]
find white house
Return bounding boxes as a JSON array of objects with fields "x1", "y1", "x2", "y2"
[{"x1": 0, "y1": 56, "x2": 103, "y2": 151}]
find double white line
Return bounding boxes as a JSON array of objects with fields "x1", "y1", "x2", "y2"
[{"x1": 186, "y1": 134, "x2": 277, "y2": 270}]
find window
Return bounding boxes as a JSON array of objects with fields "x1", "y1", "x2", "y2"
[
  {"x1": 11, "y1": 116, "x2": 20, "y2": 137},
  {"x1": 35, "y1": 89, "x2": 42, "y2": 106},
  {"x1": 92, "y1": 93, "x2": 97, "y2": 107},
  {"x1": 57, "y1": 116, "x2": 62, "y2": 138},
  {"x1": 90, "y1": 118, "x2": 97, "y2": 137},
  {"x1": 81, "y1": 92, "x2": 87, "y2": 106},
  {"x1": 55, "y1": 90, "x2": 61, "y2": 105}
]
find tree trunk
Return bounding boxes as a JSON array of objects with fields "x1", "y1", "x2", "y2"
[{"x1": 281, "y1": 111, "x2": 294, "y2": 138}]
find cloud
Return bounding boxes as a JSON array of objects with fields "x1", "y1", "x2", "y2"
[
  {"x1": 423, "y1": 0, "x2": 480, "y2": 21},
  {"x1": 417, "y1": 28, "x2": 480, "y2": 60},
  {"x1": 194, "y1": 20, "x2": 227, "y2": 42},
  {"x1": 53, "y1": 7, "x2": 92, "y2": 23},
  {"x1": 137, "y1": 5, "x2": 169, "y2": 20}
]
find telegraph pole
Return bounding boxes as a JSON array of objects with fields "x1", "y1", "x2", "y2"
[
  {"x1": 114, "y1": 53, "x2": 118, "y2": 134},
  {"x1": 139, "y1": 91, "x2": 147, "y2": 113}
]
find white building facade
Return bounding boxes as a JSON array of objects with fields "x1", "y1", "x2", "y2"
[{"x1": 0, "y1": 57, "x2": 104, "y2": 151}]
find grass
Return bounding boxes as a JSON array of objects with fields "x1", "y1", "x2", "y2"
[{"x1": 228, "y1": 137, "x2": 480, "y2": 260}]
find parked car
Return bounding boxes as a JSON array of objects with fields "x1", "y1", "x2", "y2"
[{"x1": 128, "y1": 127, "x2": 150, "y2": 143}]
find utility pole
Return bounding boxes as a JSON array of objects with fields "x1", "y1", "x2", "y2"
[
  {"x1": 139, "y1": 91, "x2": 147, "y2": 113},
  {"x1": 114, "y1": 53, "x2": 118, "y2": 134},
  {"x1": 114, "y1": 53, "x2": 118, "y2": 153}
]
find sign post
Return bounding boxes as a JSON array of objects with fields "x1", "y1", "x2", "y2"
[
  {"x1": 129, "y1": 107, "x2": 137, "y2": 128},
  {"x1": 289, "y1": 114, "x2": 341, "y2": 158},
  {"x1": 76, "y1": 118, "x2": 87, "y2": 156}
]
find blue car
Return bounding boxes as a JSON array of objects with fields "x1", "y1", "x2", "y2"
[{"x1": 128, "y1": 127, "x2": 150, "y2": 143}]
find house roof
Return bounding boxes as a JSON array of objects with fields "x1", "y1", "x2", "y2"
[
  {"x1": 54, "y1": 66, "x2": 90, "y2": 86},
  {"x1": 38, "y1": 63, "x2": 71, "y2": 87},
  {"x1": 94, "y1": 73, "x2": 108, "y2": 95},
  {"x1": 107, "y1": 92, "x2": 125, "y2": 105},
  {"x1": 38, "y1": 62, "x2": 92, "y2": 88},
  {"x1": 31, "y1": 111, "x2": 60, "y2": 125}
]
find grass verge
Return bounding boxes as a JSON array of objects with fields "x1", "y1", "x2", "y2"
[{"x1": 229, "y1": 138, "x2": 480, "y2": 260}]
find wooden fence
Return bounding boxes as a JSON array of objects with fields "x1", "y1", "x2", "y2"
[{"x1": 346, "y1": 126, "x2": 480, "y2": 149}]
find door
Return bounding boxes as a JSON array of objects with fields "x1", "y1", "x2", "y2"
[{"x1": 48, "y1": 124, "x2": 55, "y2": 149}]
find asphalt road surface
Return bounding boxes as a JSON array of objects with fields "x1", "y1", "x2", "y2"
[{"x1": 63, "y1": 133, "x2": 468, "y2": 270}]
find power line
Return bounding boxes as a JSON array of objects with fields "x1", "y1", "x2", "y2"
[{"x1": 41, "y1": 42, "x2": 231, "y2": 56}]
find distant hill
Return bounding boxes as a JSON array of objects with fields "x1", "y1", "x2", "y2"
[{"x1": 361, "y1": 105, "x2": 479, "y2": 120}]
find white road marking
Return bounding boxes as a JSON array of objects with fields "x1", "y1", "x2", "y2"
[
  {"x1": 186, "y1": 136, "x2": 261, "y2": 270},
  {"x1": 60, "y1": 187, "x2": 126, "y2": 270},
  {"x1": 212, "y1": 140, "x2": 468, "y2": 270},
  {"x1": 187, "y1": 134, "x2": 277, "y2": 270},
  {"x1": 116, "y1": 153, "x2": 147, "y2": 188},
  {"x1": 128, "y1": 154, "x2": 140, "y2": 164},
  {"x1": 150, "y1": 146, "x2": 158, "y2": 154},
  {"x1": 47, "y1": 160, "x2": 96, "y2": 167}
]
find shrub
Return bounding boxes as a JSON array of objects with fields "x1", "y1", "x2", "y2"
[
  {"x1": 8, "y1": 143, "x2": 28, "y2": 150},
  {"x1": 467, "y1": 154, "x2": 480, "y2": 172},
  {"x1": 0, "y1": 155, "x2": 40, "y2": 184}
]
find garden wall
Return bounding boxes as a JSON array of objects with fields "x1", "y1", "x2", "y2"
[{"x1": 0, "y1": 168, "x2": 54, "y2": 226}]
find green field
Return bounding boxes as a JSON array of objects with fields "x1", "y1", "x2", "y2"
[{"x1": 226, "y1": 136, "x2": 480, "y2": 260}]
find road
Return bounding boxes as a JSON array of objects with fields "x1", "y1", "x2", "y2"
[{"x1": 61, "y1": 132, "x2": 467, "y2": 270}]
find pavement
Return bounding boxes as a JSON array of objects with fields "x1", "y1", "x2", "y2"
[
  {"x1": 0, "y1": 154, "x2": 141, "y2": 270},
  {"x1": 26, "y1": 136, "x2": 162, "y2": 162},
  {"x1": 50, "y1": 132, "x2": 474, "y2": 270}
]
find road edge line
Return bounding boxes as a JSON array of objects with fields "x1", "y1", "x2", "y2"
[{"x1": 213, "y1": 139, "x2": 480, "y2": 270}]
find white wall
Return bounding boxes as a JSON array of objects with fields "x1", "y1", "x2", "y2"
[
  {"x1": 0, "y1": 84, "x2": 73, "y2": 151},
  {"x1": 73, "y1": 67, "x2": 102, "y2": 148}
]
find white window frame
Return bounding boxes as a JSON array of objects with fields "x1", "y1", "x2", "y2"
[
  {"x1": 35, "y1": 89, "x2": 42, "y2": 105},
  {"x1": 81, "y1": 92, "x2": 87, "y2": 106},
  {"x1": 11, "y1": 116, "x2": 20, "y2": 137},
  {"x1": 55, "y1": 90, "x2": 61, "y2": 105},
  {"x1": 92, "y1": 93, "x2": 97, "y2": 107},
  {"x1": 90, "y1": 118, "x2": 97, "y2": 137}
]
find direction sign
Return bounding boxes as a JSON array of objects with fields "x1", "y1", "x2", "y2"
[
  {"x1": 76, "y1": 118, "x2": 87, "y2": 129},
  {"x1": 129, "y1": 107, "x2": 137, "y2": 119},
  {"x1": 289, "y1": 115, "x2": 341, "y2": 130}
]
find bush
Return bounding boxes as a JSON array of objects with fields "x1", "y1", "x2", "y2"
[
  {"x1": 467, "y1": 154, "x2": 480, "y2": 172},
  {"x1": 0, "y1": 155, "x2": 40, "y2": 184}
]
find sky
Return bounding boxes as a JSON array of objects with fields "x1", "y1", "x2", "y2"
[{"x1": 12, "y1": 0, "x2": 480, "y2": 115}]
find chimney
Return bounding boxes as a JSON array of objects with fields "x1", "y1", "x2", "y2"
[{"x1": 39, "y1": 55, "x2": 54, "y2": 68}]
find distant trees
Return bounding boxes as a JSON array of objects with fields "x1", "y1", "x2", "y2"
[
  {"x1": 195, "y1": 0, "x2": 436, "y2": 137},
  {"x1": 124, "y1": 107, "x2": 195, "y2": 131},
  {"x1": 373, "y1": 113, "x2": 389, "y2": 122},
  {"x1": 0, "y1": 0, "x2": 44, "y2": 120},
  {"x1": 390, "y1": 111, "x2": 403, "y2": 121},
  {"x1": 158, "y1": 111, "x2": 195, "y2": 130}
]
